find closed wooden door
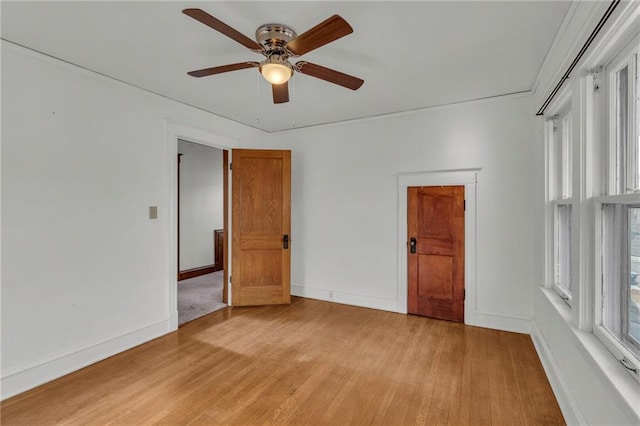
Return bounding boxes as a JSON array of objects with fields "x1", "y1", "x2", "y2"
[
  {"x1": 231, "y1": 149, "x2": 291, "y2": 306},
  {"x1": 408, "y1": 186, "x2": 464, "y2": 321}
]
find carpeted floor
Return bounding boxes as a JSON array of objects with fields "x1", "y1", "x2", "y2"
[{"x1": 178, "y1": 271, "x2": 227, "y2": 325}]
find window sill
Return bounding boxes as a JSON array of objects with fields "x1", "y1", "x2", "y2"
[{"x1": 539, "y1": 287, "x2": 640, "y2": 420}]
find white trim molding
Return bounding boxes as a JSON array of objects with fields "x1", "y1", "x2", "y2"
[
  {"x1": 1, "y1": 318, "x2": 171, "y2": 400},
  {"x1": 396, "y1": 169, "x2": 479, "y2": 326},
  {"x1": 531, "y1": 320, "x2": 586, "y2": 426},
  {"x1": 473, "y1": 311, "x2": 531, "y2": 335},
  {"x1": 291, "y1": 284, "x2": 397, "y2": 313}
]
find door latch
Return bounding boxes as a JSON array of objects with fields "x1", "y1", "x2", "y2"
[
  {"x1": 410, "y1": 237, "x2": 417, "y2": 254},
  {"x1": 283, "y1": 234, "x2": 289, "y2": 249}
]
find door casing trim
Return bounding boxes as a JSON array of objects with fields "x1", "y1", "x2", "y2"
[
  {"x1": 165, "y1": 121, "x2": 235, "y2": 331},
  {"x1": 397, "y1": 169, "x2": 479, "y2": 325}
]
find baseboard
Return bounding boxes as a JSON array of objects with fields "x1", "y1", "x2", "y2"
[
  {"x1": 469, "y1": 311, "x2": 531, "y2": 334},
  {"x1": 178, "y1": 263, "x2": 221, "y2": 281},
  {"x1": 1, "y1": 318, "x2": 172, "y2": 401},
  {"x1": 291, "y1": 284, "x2": 397, "y2": 312},
  {"x1": 530, "y1": 320, "x2": 585, "y2": 425},
  {"x1": 169, "y1": 310, "x2": 179, "y2": 331}
]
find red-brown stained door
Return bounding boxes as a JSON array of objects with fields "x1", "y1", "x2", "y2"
[
  {"x1": 408, "y1": 186, "x2": 464, "y2": 321},
  {"x1": 231, "y1": 149, "x2": 291, "y2": 306}
]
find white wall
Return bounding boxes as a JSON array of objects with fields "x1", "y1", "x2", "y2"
[
  {"x1": 266, "y1": 93, "x2": 535, "y2": 330},
  {"x1": 0, "y1": 42, "x2": 267, "y2": 399},
  {"x1": 178, "y1": 141, "x2": 223, "y2": 270}
]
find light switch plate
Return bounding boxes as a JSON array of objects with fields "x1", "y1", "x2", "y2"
[{"x1": 149, "y1": 206, "x2": 158, "y2": 219}]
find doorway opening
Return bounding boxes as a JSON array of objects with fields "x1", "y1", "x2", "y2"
[{"x1": 177, "y1": 140, "x2": 228, "y2": 325}]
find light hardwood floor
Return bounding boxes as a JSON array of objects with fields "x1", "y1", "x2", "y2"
[{"x1": 1, "y1": 297, "x2": 564, "y2": 425}]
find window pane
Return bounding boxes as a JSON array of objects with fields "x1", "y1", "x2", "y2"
[
  {"x1": 603, "y1": 204, "x2": 623, "y2": 337},
  {"x1": 603, "y1": 204, "x2": 640, "y2": 357},
  {"x1": 616, "y1": 65, "x2": 628, "y2": 193},
  {"x1": 628, "y1": 208, "x2": 640, "y2": 349},
  {"x1": 553, "y1": 121, "x2": 562, "y2": 199},
  {"x1": 562, "y1": 115, "x2": 572, "y2": 198},
  {"x1": 556, "y1": 204, "x2": 572, "y2": 295},
  {"x1": 551, "y1": 117, "x2": 563, "y2": 200}
]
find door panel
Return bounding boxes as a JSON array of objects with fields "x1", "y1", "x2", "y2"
[
  {"x1": 419, "y1": 255, "x2": 453, "y2": 299},
  {"x1": 232, "y1": 149, "x2": 291, "y2": 306},
  {"x1": 238, "y1": 157, "x2": 283, "y2": 234},
  {"x1": 408, "y1": 186, "x2": 464, "y2": 321},
  {"x1": 419, "y1": 188, "x2": 453, "y2": 239}
]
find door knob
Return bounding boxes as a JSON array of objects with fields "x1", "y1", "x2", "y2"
[
  {"x1": 410, "y1": 237, "x2": 417, "y2": 254},
  {"x1": 283, "y1": 234, "x2": 289, "y2": 249}
]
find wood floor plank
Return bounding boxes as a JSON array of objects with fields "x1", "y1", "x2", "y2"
[{"x1": 1, "y1": 298, "x2": 565, "y2": 425}]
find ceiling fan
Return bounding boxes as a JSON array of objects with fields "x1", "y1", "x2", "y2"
[{"x1": 182, "y1": 8, "x2": 364, "y2": 104}]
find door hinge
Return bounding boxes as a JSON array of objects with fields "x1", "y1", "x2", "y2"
[
  {"x1": 464, "y1": 289, "x2": 466, "y2": 300},
  {"x1": 464, "y1": 200, "x2": 466, "y2": 211},
  {"x1": 229, "y1": 162, "x2": 232, "y2": 170},
  {"x1": 229, "y1": 276, "x2": 232, "y2": 283}
]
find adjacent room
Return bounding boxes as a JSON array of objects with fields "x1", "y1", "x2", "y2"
[
  {"x1": 177, "y1": 140, "x2": 226, "y2": 325},
  {"x1": 2, "y1": 1, "x2": 639, "y2": 425}
]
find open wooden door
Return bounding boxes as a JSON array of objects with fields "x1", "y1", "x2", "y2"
[
  {"x1": 408, "y1": 186, "x2": 465, "y2": 322},
  {"x1": 231, "y1": 149, "x2": 291, "y2": 306}
]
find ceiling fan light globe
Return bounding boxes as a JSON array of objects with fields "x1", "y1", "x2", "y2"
[{"x1": 260, "y1": 63, "x2": 292, "y2": 85}]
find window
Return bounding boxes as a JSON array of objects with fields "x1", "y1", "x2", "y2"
[
  {"x1": 548, "y1": 101, "x2": 573, "y2": 302},
  {"x1": 595, "y1": 41, "x2": 640, "y2": 381},
  {"x1": 542, "y1": 4, "x2": 640, "y2": 391}
]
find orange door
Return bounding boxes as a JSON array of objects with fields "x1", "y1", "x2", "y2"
[
  {"x1": 408, "y1": 186, "x2": 464, "y2": 321},
  {"x1": 231, "y1": 149, "x2": 291, "y2": 306}
]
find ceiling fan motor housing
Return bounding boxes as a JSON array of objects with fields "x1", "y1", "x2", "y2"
[{"x1": 255, "y1": 24, "x2": 297, "y2": 56}]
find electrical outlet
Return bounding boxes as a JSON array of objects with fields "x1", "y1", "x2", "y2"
[
  {"x1": 149, "y1": 206, "x2": 158, "y2": 219},
  {"x1": 328, "y1": 291, "x2": 334, "y2": 300}
]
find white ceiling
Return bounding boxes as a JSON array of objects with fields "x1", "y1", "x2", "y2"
[{"x1": 1, "y1": 1, "x2": 571, "y2": 132}]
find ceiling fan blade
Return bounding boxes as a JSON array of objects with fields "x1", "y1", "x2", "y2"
[
  {"x1": 182, "y1": 8, "x2": 263, "y2": 52},
  {"x1": 272, "y1": 82, "x2": 290, "y2": 104},
  {"x1": 295, "y1": 62, "x2": 364, "y2": 90},
  {"x1": 187, "y1": 62, "x2": 259, "y2": 77},
  {"x1": 285, "y1": 15, "x2": 353, "y2": 56}
]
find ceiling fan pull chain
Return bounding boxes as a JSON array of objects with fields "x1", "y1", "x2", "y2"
[{"x1": 255, "y1": 70, "x2": 261, "y2": 125}]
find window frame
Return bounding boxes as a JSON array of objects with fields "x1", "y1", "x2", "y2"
[
  {"x1": 593, "y1": 35, "x2": 640, "y2": 384},
  {"x1": 553, "y1": 200, "x2": 573, "y2": 301},
  {"x1": 545, "y1": 86, "x2": 574, "y2": 305},
  {"x1": 541, "y1": 3, "x2": 640, "y2": 393},
  {"x1": 607, "y1": 44, "x2": 639, "y2": 196}
]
